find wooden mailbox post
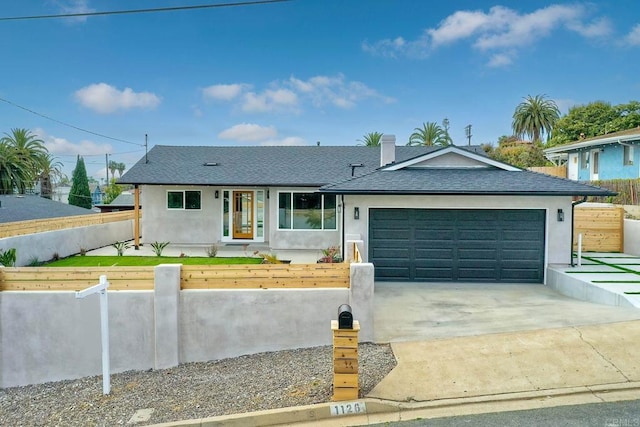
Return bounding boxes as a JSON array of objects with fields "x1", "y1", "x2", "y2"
[{"x1": 331, "y1": 319, "x2": 360, "y2": 401}]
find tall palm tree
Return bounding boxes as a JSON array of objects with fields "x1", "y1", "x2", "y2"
[
  {"x1": 512, "y1": 95, "x2": 560, "y2": 143},
  {"x1": 0, "y1": 128, "x2": 47, "y2": 194},
  {"x1": 407, "y1": 122, "x2": 451, "y2": 146},
  {"x1": 357, "y1": 131, "x2": 384, "y2": 147},
  {"x1": 38, "y1": 153, "x2": 64, "y2": 199},
  {"x1": 116, "y1": 162, "x2": 126, "y2": 177}
]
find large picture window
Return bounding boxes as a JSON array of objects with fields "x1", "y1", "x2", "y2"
[
  {"x1": 167, "y1": 190, "x2": 201, "y2": 210},
  {"x1": 278, "y1": 192, "x2": 337, "y2": 230}
]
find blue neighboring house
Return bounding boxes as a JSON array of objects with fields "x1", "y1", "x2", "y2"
[
  {"x1": 90, "y1": 184, "x2": 105, "y2": 206},
  {"x1": 544, "y1": 127, "x2": 640, "y2": 181}
]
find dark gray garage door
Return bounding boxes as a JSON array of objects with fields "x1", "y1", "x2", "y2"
[{"x1": 369, "y1": 209, "x2": 545, "y2": 283}]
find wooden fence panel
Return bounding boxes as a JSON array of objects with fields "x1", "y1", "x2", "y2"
[
  {"x1": 0, "y1": 211, "x2": 137, "y2": 238},
  {"x1": 0, "y1": 266, "x2": 155, "y2": 291},
  {"x1": 528, "y1": 165, "x2": 567, "y2": 178},
  {"x1": 573, "y1": 206, "x2": 624, "y2": 252},
  {"x1": 181, "y1": 263, "x2": 351, "y2": 289},
  {"x1": 0, "y1": 263, "x2": 351, "y2": 291}
]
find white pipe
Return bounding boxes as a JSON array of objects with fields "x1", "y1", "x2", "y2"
[{"x1": 578, "y1": 234, "x2": 583, "y2": 267}]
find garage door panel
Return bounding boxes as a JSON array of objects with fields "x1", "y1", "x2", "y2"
[{"x1": 370, "y1": 208, "x2": 545, "y2": 283}]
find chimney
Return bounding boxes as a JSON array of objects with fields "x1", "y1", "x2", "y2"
[{"x1": 380, "y1": 134, "x2": 396, "y2": 167}]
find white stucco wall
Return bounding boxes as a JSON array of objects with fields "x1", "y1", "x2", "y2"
[
  {"x1": 624, "y1": 219, "x2": 640, "y2": 256},
  {"x1": 0, "y1": 220, "x2": 135, "y2": 266},
  {"x1": 341, "y1": 195, "x2": 575, "y2": 269},
  {"x1": 1, "y1": 263, "x2": 374, "y2": 388},
  {"x1": 141, "y1": 185, "x2": 220, "y2": 245}
]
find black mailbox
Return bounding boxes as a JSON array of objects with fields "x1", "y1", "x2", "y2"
[{"x1": 338, "y1": 304, "x2": 353, "y2": 329}]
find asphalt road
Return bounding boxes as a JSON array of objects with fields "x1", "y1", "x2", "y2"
[{"x1": 367, "y1": 399, "x2": 640, "y2": 427}]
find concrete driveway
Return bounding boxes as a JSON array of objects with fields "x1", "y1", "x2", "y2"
[{"x1": 373, "y1": 282, "x2": 640, "y2": 343}]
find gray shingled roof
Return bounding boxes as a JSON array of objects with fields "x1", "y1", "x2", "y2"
[
  {"x1": 118, "y1": 145, "x2": 441, "y2": 186},
  {"x1": 319, "y1": 168, "x2": 615, "y2": 196},
  {"x1": 0, "y1": 195, "x2": 96, "y2": 223},
  {"x1": 96, "y1": 192, "x2": 135, "y2": 207}
]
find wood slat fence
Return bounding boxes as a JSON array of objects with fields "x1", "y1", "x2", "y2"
[
  {"x1": 573, "y1": 206, "x2": 625, "y2": 252},
  {"x1": 0, "y1": 263, "x2": 351, "y2": 291},
  {"x1": 0, "y1": 211, "x2": 138, "y2": 239},
  {"x1": 528, "y1": 165, "x2": 567, "y2": 178}
]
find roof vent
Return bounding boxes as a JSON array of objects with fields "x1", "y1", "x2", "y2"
[
  {"x1": 349, "y1": 163, "x2": 364, "y2": 177},
  {"x1": 203, "y1": 162, "x2": 218, "y2": 166}
]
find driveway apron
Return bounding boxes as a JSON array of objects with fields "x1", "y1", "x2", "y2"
[{"x1": 373, "y1": 282, "x2": 640, "y2": 343}]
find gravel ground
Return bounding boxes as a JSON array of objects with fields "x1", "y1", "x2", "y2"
[{"x1": 0, "y1": 343, "x2": 396, "y2": 427}]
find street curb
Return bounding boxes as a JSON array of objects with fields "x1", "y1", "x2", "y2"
[{"x1": 149, "y1": 381, "x2": 640, "y2": 426}]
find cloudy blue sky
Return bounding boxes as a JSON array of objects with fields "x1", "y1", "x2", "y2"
[{"x1": 1, "y1": 0, "x2": 639, "y2": 180}]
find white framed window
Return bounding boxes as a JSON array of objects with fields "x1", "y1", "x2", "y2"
[
  {"x1": 624, "y1": 145, "x2": 634, "y2": 166},
  {"x1": 167, "y1": 190, "x2": 201, "y2": 210},
  {"x1": 580, "y1": 151, "x2": 589, "y2": 169},
  {"x1": 278, "y1": 192, "x2": 337, "y2": 230}
]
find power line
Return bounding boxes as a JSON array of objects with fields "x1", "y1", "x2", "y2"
[
  {"x1": 0, "y1": 96, "x2": 144, "y2": 147},
  {"x1": 0, "y1": 0, "x2": 290, "y2": 22}
]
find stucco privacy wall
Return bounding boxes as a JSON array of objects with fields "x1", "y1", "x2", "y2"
[
  {"x1": 624, "y1": 219, "x2": 640, "y2": 256},
  {"x1": 0, "y1": 263, "x2": 374, "y2": 388},
  {"x1": 0, "y1": 220, "x2": 135, "y2": 267},
  {"x1": 341, "y1": 195, "x2": 576, "y2": 269}
]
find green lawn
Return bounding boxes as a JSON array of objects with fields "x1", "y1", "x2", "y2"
[{"x1": 45, "y1": 256, "x2": 263, "y2": 267}]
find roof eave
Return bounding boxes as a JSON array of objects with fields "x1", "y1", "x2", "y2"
[{"x1": 318, "y1": 189, "x2": 616, "y2": 196}]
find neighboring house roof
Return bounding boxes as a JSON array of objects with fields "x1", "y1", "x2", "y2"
[
  {"x1": 320, "y1": 146, "x2": 614, "y2": 196},
  {"x1": 0, "y1": 195, "x2": 96, "y2": 223},
  {"x1": 119, "y1": 145, "x2": 486, "y2": 186},
  {"x1": 95, "y1": 192, "x2": 136, "y2": 208},
  {"x1": 544, "y1": 127, "x2": 640, "y2": 156}
]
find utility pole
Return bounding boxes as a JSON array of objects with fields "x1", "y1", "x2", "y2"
[
  {"x1": 105, "y1": 153, "x2": 109, "y2": 184},
  {"x1": 465, "y1": 124, "x2": 472, "y2": 146}
]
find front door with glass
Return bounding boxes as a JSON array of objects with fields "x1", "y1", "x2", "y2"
[{"x1": 232, "y1": 191, "x2": 254, "y2": 239}]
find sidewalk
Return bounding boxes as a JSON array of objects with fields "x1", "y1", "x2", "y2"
[{"x1": 153, "y1": 320, "x2": 640, "y2": 427}]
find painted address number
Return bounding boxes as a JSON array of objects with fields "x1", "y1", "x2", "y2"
[{"x1": 329, "y1": 401, "x2": 367, "y2": 416}]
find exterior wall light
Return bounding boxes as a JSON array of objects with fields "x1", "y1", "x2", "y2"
[
  {"x1": 354, "y1": 207, "x2": 360, "y2": 220},
  {"x1": 215, "y1": 190, "x2": 219, "y2": 199},
  {"x1": 557, "y1": 208, "x2": 564, "y2": 222}
]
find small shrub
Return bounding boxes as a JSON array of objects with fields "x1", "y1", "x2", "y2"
[
  {"x1": 79, "y1": 248, "x2": 87, "y2": 256},
  {"x1": 27, "y1": 256, "x2": 41, "y2": 266},
  {"x1": 256, "y1": 252, "x2": 281, "y2": 264},
  {"x1": 0, "y1": 248, "x2": 17, "y2": 267},
  {"x1": 51, "y1": 252, "x2": 60, "y2": 261},
  {"x1": 206, "y1": 244, "x2": 218, "y2": 258},
  {"x1": 150, "y1": 241, "x2": 170, "y2": 257},
  {"x1": 112, "y1": 241, "x2": 131, "y2": 256},
  {"x1": 318, "y1": 246, "x2": 342, "y2": 263}
]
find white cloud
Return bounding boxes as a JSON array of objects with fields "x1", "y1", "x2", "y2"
[
  {"x1": 34, "y1": 128, "x2": 112, "y2": 156},
  {"x1": 287, "y1": 74, "x2": 395, "y2": 109},
  {"x1": 218, "y1": 123, "x2": 278, "y2": 142},
  {"x1": 625, "y1": 24, "x2": 640, "y2": 45},
  {"x1": 241, "y1": 88, "x2": 298, "y2": 113},
  {"x1": 363, "y1": 4, "x2": 613, "y2": 67},
  {"x1": 202, "y1": 83, "x2": 249, "y2": 101},
  {"x1": 74, "y1": 83, "x2": 161, "y2": 114},
  {"x1": 487, "y1": 52, "x2": 514, "y2": 68},
  {"x1": 57, "y1": 0, "x2": 95, "y2": 23}
]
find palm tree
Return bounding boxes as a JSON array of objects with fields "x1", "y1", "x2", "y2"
[
  {"x1": 116, "y1": 162, "x2": 126, "y2": 177},
  {"x1": 407, "y1": 122, "x2": 451, "y2": 146},
  {"x1": 357, "y1": 132, "x2": 384, "y2": 147},
  {"x1": 512, "y1": 95, "x2": 560, "y2": 143},
  {"x1": 108, "y1": 160, "x2": 118, "y2": 179},
  {"x1": 0, "y1": 128, "x2": 47, "y2": 194},
  {"x1": 38, "y1": 153, "x2": 64, "y2": 199}
]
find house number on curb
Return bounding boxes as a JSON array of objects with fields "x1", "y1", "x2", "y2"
[{"x1": 329, "y1": 401, "x2": 367, "y2": 416}]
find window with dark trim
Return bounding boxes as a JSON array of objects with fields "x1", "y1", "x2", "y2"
[
  {"x1": 278, "y1": 192, "x2": 337, "y2": 230},
  {"x1": 167, "y1": 190, "x2": 201, "y2": 210}
]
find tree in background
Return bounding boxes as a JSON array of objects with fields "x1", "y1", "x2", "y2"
[
  {"x1": 68, "y1": 155, "x2": 92, "y2": 209},
  {"x1": 357, "y1": 132, "x2": 383, "y2": 147},
  {"x1": 38, "y1": 153, "x2": 64, "y2": 199},
  {"x1": 512, "y1": 95, "x2": 560, "y2": 143},
  {"x1": 116, "y1": 162, "x2": 126, "y2": 177},
  {"x1": 407, "y1": 122, "x2": 451, "y2": 146},
  {"x1": 103, "y1": 178, "x2": 123, "y2": 204},
  {"x1": 483, "y1": 135, "x2": 548, "y2": 169},
  {"x1": 0, "y1": 128, "x2": 48, "y2": 194},
  {"x1": 548, "y1": 100, "x2": 640, "y2": 147}
]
